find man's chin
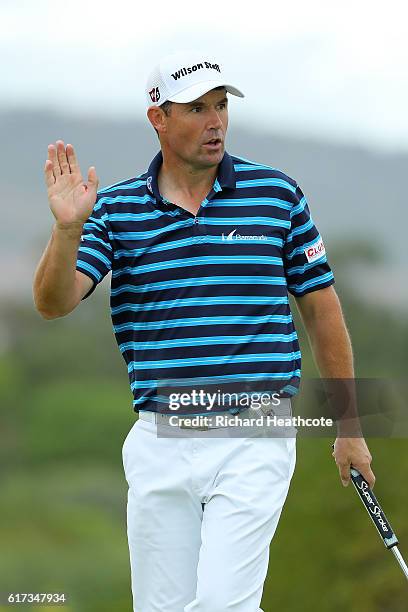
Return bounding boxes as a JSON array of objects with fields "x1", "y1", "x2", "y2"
[{"x1": 197, "y1": 145, "x2": 225, "y2": 166}]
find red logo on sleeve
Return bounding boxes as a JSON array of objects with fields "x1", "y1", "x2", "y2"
[{"x1": 305, "y1": 238, "x2": 326, "y2": 263}]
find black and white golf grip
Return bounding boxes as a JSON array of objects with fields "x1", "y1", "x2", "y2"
[
  {"x1": 349, "y1": 467, "x2": 408, "y2": 581},
  {"x1": 331, "y1": 443, "x2": 408, "y2": 580},
  {"x1": 350, "y1": 468, "x2": 398, "y2": 549}
]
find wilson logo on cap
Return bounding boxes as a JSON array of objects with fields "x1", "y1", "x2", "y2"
[
  {"x1": 171, "y1": 61, "x2": 221, "y2": 81},
  {"x1": 149, "y1": 87, "x2": 160, "y2": 103}
]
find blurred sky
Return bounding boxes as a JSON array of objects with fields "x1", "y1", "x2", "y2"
[{"x1": 1, "y1": 0, "x2": 408, "y2": 151}]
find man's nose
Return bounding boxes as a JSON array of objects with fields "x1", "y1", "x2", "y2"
[{"x1": 206, "y1": 107, "x2": 223, "y2": 129}]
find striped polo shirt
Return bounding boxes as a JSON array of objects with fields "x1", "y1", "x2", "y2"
[{"x1": 76, "y1": 150, "x2": 334, "y2": 414}]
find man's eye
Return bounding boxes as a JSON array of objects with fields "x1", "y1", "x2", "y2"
[
  {"x1": 218, "y1": 103, "x2": 227, "y2": 110},
  {"x1": 191, "y1": 107, "x2": 202, "y2": 113}
]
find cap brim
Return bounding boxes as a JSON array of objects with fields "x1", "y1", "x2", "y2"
[{"x1": 168, "y1": 80, "x2": 244, "y2": 104}]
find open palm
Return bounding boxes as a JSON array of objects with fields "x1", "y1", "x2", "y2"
[{"x1": 45, "y1": 140, "x2": 99, "y2": 226}]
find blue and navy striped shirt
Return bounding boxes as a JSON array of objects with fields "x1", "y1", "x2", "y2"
[{"x1": 76, "y1": 151, "x2": 334, "y2": 414}]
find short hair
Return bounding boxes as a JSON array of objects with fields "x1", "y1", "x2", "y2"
[{"x1": 160, "y1": 100, "x2": 173, "y2": 116}]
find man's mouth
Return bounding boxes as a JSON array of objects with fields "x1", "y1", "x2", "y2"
[{"x1": 202, "y1": 138, "x2": 223, "y2": 149}]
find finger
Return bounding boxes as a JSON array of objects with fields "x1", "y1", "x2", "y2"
[
  {"x1": 337, "y1": 462, "x2": 351, "y2": 487},
  {"x1": 56, "y1": 140, "x2": 70, "y2": 174},
  {"x1": 44, "y1": 159, "x2": 55, "y2": 187},
  {"x1": 66, "y1": 144, "x2": 78, "y2": 173},
  {"x1": 87, "y1": 166, "x2": 99, "y2": 188},
  {"x1": 354, "y1": 464, "x2": 376, "y2": 489},
  {"x1": 48, "y1": 144, "x2": 61, "y2": 176}
]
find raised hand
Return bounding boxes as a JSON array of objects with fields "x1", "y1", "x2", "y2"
[{"x1": 44, "y1": 140, "x2": 99, "y2": 227}]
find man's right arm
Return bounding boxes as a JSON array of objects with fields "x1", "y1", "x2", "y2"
[
  {"x1": 33, "y1": 222, "x2": 94, "y2": 319},
  {"x1": 33, "y1": 140, "x2": 99, "y2": 320}
]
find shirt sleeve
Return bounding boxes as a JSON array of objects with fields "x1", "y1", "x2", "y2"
[
  {"x1": 283, "y1": 184, "x2": 335, "y2": 297},
  {"x1": 75, "y1": 195, "x2": 113, "y2": 300}
]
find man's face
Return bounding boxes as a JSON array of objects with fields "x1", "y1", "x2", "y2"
[{"x1": 161, "y1": 87, "x2": 228, "y2": 169}]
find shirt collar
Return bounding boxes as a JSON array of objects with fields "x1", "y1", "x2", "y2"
[{"x1": 146, "y1": 149, "x2": 236, "y2": 199}]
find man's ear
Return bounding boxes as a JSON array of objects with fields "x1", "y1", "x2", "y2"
[{"x1": 147, "y1": 107, "x2": 167, "y2": 136}]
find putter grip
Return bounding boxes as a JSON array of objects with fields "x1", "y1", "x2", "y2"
[{"x1": 350, "y1": 468, "x2": 398, "y2": 549}]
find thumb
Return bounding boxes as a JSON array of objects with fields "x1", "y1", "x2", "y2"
[{"x1": 87, "y1": 166, "x2": 99, "y2": 188}]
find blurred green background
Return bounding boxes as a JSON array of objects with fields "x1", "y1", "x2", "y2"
[{"x1": 1, "y1": 244, "x2": 407, "y2": 612}]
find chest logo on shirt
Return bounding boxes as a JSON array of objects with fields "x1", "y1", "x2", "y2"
[
  {"x1": 304, "y1": 237, "x2": 326, "y2": 263},
  {"x1": 221, "y1": 229, "x2": 267, "y2": 241}
]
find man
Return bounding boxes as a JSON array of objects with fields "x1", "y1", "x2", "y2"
[{"x1": 33, "y1": 50, "x2": 375, "y2": 611}]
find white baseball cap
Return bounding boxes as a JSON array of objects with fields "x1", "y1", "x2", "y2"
[{"x1": 145, "y1": 50, "x2": 245, "y2": 108}]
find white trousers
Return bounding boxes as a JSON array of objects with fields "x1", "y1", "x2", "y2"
[{"x1": 122, "y1": 417, "x2": 296, "y2": 612}]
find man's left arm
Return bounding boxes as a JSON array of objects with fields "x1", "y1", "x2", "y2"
[{"x1": 294, "y1": 285, "x2": 376, "y2": 488}]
